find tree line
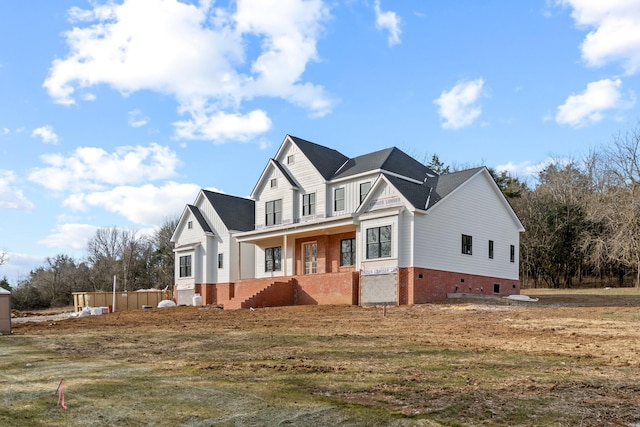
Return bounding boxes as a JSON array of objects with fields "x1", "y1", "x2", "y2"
[{"x1": 1, "y1": 218, "x2": 177, "y2": 310}]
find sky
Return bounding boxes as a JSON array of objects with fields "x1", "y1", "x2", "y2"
[{"x1": 1, "y1": 0, "x2": 640, "y2": 284}]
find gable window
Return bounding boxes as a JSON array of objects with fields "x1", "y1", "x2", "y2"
[
  {"x1": 265, "y1": 246, "x2": 282, "y2": 272},
  {"x1": 510, "y1": 245, "x2": 515, "y2": 263},
  {"x1": 360, "y1": 181, "x2": 371, "y2": 203},
  {"x1": 270, "y1": 178, "x2": 277, "y2": 188},
  {"x1": 462, "y1": 234, "x2": 472, "y2": 255},
  {"x1": 366, "y1": 226, "x2": 391, "y2": 259},
  {"x1": 334, "y1": 187, "x2": 345, "y2": 211},
  {"x1": 187, "y1": 221, "x2": 193, "y2": 229},
  {"x1": 218, "y1": 253, "x2": 223, "y2": 269},
  {"x1": 340, "y1": 238, "x2": 356, "y2": 266},
  {"x1": 265, "y1": 199, "x2": 282, "y2": 226},
  {"x1": 488, "y1": 240, "x2": 494, "y2": 259},
  {"x1": 287, "y1": 154, "x2": 294, "y2": 165},
  {"x1": 302, "y1": 193, "x2": 316, "y2": 216},
  {"x1": 179, "y1": 255, "x2": 192, "y2": 277}
]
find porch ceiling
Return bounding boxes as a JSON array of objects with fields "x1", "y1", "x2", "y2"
[{"x1": 235, "y1": 217, "x2": 356, "y2": 244}]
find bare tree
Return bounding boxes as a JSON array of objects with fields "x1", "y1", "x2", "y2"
[{"x1": 0, "y1": 250, "x2": 6, "y2": 266}]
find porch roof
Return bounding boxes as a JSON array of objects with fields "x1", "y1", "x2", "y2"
[{"x1": 234, "y1": 214, "x2": 357, "y2": 243}]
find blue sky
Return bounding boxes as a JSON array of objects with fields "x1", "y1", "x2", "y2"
[{"x1": 1, "y1": 0, "x2": 639, "y2": 283}]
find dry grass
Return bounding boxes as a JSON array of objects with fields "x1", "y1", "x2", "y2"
[{"x1": 3, "y1": 291, "x2": 640, "y2": 426}]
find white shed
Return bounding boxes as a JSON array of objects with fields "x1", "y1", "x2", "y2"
[{"x1": 0, "y1": 288, "x2": 11, "y2": 335}]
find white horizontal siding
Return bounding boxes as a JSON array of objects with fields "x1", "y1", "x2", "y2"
[{"x1": 415, "y1": 172, "x2": 520, "y2": 279}]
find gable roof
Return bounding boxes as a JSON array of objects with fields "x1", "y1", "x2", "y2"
[
  {"x1": 202, "y1": 190, "x2": 255, "y2": 232},
  {"x1": 333, "y1": 147, "x2": 436, "y2": 182},
  {"x1": 187, "y1": 204, "x2": 213, "y2": 233},
  {"x1": 381, "y1": 167, "x2": 484, "y2": 211},
  {"x1": 288, "y1": 135, "x2": 349, "y2": 181}
]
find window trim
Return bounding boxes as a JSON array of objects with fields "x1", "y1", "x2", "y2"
[
  {"x1": 179, "y1": 255, "x2": 192, "y2": 278},
  {"x1": 302, "y1": 193, "x2": 316, "y2": 216},
  {"x1": 265, "y1": 246, "x2": 282, "y2": 272},
  {"x1": 334, "y1": 187, "x2": 345, "y2": 212},
  {"x1": 340, "y1": 238, "x2": 356, "y2": 266},
  {"x1": 462, "y1": 234, "x2": 472, "y2": 255},
  {"x1": 366, "y1": 225, "x2": 392, "y2": 259},
  {"x1": 265, "y1": 199, "x2": 282, "y2": 226}
]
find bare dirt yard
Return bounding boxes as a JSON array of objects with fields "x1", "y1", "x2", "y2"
[{"x1": 2, "y1": 288, "x2": 640, "y2": 426}]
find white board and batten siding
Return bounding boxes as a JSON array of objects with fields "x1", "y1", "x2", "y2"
[{"x1": 415, "y1": 172, "x2": 521, "y2": 280}]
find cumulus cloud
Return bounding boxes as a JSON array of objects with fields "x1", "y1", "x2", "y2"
[
  {"x1": 373, "y1": 0, "x2": 402, "y2": 46},
  {"x1": 28, "y1": 143, "x2": 180, "y2": 192},
  {"x1": 37, "y1": 223, "x2": 100, "y2": 250},
  {"x1": 0, "y1": 170, "x2": 34, "y2": 210},
  {"x1": 555, "y1": 78, "x2": 632, "y2": 127},
  {"x1": 434, "y1": 79, "x2": 486, "y2": 129},
  {"x1": 43, "y1": 0, "x2": 334, "y2": 142},
  {"x1": 63, "y1": 181, "x2": 201, "y2": 226},
  {"x1": 173, "y1": 109, "x2": 271, "y2": 141},
  {"x1": 31, "y1": 125, "x2": 59, "y2": 144},
  {"x1": 558, "y1": 0, "x2": 640, "y2": 74}
]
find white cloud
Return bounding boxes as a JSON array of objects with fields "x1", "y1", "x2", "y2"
[
  {"x1": 496, "y1": 160, "x2": 550, "y2": 178},
  {"x1": 373, "y1": 0, "x2": 402, "y2": 46},
  {"x1": 0, "y1": 170, "x2": 34, "y2": 211},
  {"x1": 43, "y1": 0, "x2": 334, "y2": 142},
  {"x1": 63, "y1": 181, "x2": 201, "y2": 226},
  {"x1": 0, "y1": 252, "x2": 47, "y2": 284},
  {"x1": 434, "y1": 78, "x2": 486, "y2": 129},
  {"x1": 555, "y1": 78, "x2": 632, "y2": 127},
  {"x1": 37, "y1": 223, "x2": 100, "y2": 250},
  {"x1": 173, "y1": 108, "x2": 272, "y2": 141},
  {"x1": 558, "y1": 0, "x2": 640, "y2": 74},
  {"x1": 128, "y1": 109, "x2": 149, "y2": 128},
  {"x1": 29, "y1": 143, "x2": 180, "y2": 192},
  {"x1": 31, "y1": 125, "x2": 59, "y2": 144}
]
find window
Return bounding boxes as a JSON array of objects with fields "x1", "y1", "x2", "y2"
[
  {"x1": 303, "y1": 242, "x2": 317, "y2": 274},
  {"x1": 493, "y1": 283, "x2": 501, "y2": 293},
  {"x1": 360, "y1": 181, "x2": 371, "y2": 203},
  {"x1": 334, "y1": 187, "x2": 345, "y2": 211},
  {"x1": 287, "y1": 154, "x2": 294, "y2": 165},
  {"x1": 265, "y1": 199, "x2": 282, "y2": 226},
  {"x1": 488, "y1": 240, "x2": 494, "y2": 259},
  {"x1": 187, "y1": 221, "x2": 193, "y2": 229},
  {"x1": 510, "y1": 245, "x2": 515, "y2": 263},
  {"x1": 179, "y1": 255, "x2": 192, "y2": 277},
  {"x1": 462, "y1": 234, "x2": 472, "y2": 255},
  {"x1": 302, "y1": 193, "x2": 315, "y2": 216},
  {"x1": 270, "y1": 178, "x2": 277, "y2": 188},
  {"x1": 340, "y1": 238, "x2": 356, "y2": 266},
  {"x1": 218, "y1": 253, "x2": 223, "y2": 269},
  {"x1": 265, "y1": 246, "x2": 282, "y2": 272},
  {"x1": 366, "y1": 226, "x2": 391, "y2": 259}
]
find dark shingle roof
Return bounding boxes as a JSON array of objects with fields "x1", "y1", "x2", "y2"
[
  {"x1": 383, "y1": 167, "x2": 483, "y2": 211},
  {"x1": 187, "y1": 205, "x2": 212, "y2": 233},
  {"x1": 202, "y1": 190, "x2": 255, "y2": 232},
  {"x1": 271, "y1": 159, "x2": 298, "y2": 188},
  {"x1": 288, "y1": 135, "x2": 349, "y2": 181},
  {"x1": 332, "y1": 147, "x2": 436, "y2": 182}
]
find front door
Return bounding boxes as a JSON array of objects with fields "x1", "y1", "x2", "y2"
[{"x1": 303, "y1": 242, "x2": 317, "y2": 274}]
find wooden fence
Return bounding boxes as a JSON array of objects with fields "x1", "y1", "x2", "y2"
[{"x1": 72, "y1": 290, "x2": 172, "y2": 312}]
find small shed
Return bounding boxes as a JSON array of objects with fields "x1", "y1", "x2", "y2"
[{"x1": 0, "y1": 288, "x2": 11, "y2": 335}]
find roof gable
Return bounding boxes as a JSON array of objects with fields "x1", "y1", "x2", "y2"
[{"x1": 202, "y1": 190, "x2": 255, "y2": 232}]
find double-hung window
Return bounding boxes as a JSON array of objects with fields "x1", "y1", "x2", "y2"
[
  {"x1": 265, "y1": 246, "x2": 282, "y2": 272},
  {"x1": 265, "y1": 199, "x2": 282, "y2": 226},
  {"x1": 462, "y1": 234, "x2": 472, "y2": 255},
  {"x1": 366, "y1": 226, "x2": 391, "y2": 259},
  {"x1": 340, "y1": 238, "x2": 356, "y2": 266},
  {"x1": 334, "y1": 188, "x2": 345, "y2": 212},
  {"x1": 302, "y1": 193, "x2": 315, "y2": 216},
  {"x1": 360, "y1": 182, "x2": 371, "y2": 203},
  {"x1": 179, "y1": 255, "x2": 192, "y2": 277}
]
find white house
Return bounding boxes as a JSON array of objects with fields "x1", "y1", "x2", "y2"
[{"x1": 171, "y1": 135, "x2": 524, "y2": 309}]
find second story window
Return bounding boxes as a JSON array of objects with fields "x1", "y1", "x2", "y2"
[
  {"x1": 302, "y1": 193, "x2": 315, "y2": 216},
  {"x1": 270, "y1": 178, "x2": 277, "y2": 188},
  {"x1": 462, "y1": 234, "x2": 472, "y2": 255},
  {"x1": 334, "y1": 187, "x2": 345, "y2": 211},
  {"x1": 265, "y1": 199, "x2": 282, "y2": 226},
  {"x1": 360, "y1": 181, "x2": 371, "y2": 203},
  {"x1": 488, "y1": 240, "x2": 494, "y2": 259},
  {"x1": 187, "y1": 221, "x2": 193, "y2": 229},
  {"x1": 287, "y1": 154, "x2": 295, "y2": 165}
]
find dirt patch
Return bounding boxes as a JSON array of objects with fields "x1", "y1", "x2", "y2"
[{"x1": 4, "y1": 293, "x2": 640, "y2": 426}]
